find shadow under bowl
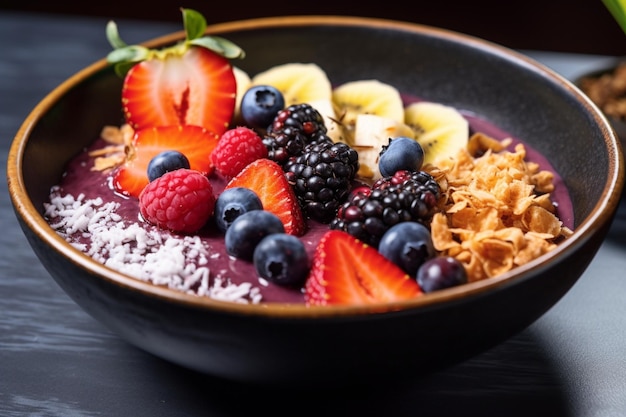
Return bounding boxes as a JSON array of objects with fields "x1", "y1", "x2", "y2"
[{"x1": 7, "y1": 16, "x2": 624, "y2": 385}]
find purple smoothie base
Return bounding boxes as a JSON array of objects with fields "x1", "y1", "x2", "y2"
[{"x1": 49, "y1": 107, "x2": 574, "y2": 304}]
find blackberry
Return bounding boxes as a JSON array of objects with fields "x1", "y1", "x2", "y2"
[
  {"x1": 262, "y1": 128, "x2": 308, "y2": 166},
  {"x1": 263, "y1": 103, "x2": 328, "y2": 167},
  {"x1": 268, "y1": 103, "x2": 327, "y2": 140},
  {"x1": 284, "y1": 137, "x2": 360, "y2": 223},
  {"x1": 372, "y1": 169, "x2": 438, "y2": 191},
  {"x1": 330, "y1": 170, "x2": 441, "y2": 247}
]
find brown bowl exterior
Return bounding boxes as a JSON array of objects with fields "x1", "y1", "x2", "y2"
[{"x1": 7, "y1": 16, "x2": 624, "y2": 385}]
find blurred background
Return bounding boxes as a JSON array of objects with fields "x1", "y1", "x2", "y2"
[{"x1": 1, "y1": 0, "x2": 625, "y2": 55}]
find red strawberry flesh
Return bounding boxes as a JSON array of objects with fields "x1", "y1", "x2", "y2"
[
  {"x1": 113, "y1": 124, "x2": 219, "y2": 198},
  {"x1": 122, "y1": 47, "x2": 236, "y2": 134},
  {"x1": 225, "y1": 158, "x2": 306, "y2": 236},
  {"x1": 305, "y1": 230, "x2": 423, "y2": 306}
]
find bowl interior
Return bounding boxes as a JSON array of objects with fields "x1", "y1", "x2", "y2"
[{"x1": 11, "y1": 16, "x2": 623, "y2": 314}]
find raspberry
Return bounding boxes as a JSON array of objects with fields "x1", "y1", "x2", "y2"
[
  {"x1": 210, "y1": 126, "x2": 268, "y2": 178},
  {"x1": 139, "y1": 169, "x2": 215, "y2": 234}
]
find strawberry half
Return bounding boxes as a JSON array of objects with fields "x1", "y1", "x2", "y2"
[
  {"x1": 225, "y1": 158, "x2": 306, "y2": 236},
  {"x1": 106, "y1": 8, "x2": 245, "y2": 133},
  {"x1": 113, "y1": 125, "x2": 219, "y2": 198},
  {"x1": 122, "y1": 47, "x2": 236, "y2": 133},
  {"x1": 305, "y1": 230, "x2": 423, "y2": 306}
]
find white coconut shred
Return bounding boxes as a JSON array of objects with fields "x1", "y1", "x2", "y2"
[{"x1": 44, "y1": 186, "x2": 262, "y2": 304}]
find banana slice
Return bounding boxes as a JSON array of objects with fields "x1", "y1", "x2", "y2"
[
  {"x1": 250, "y1": 63, "x2": 333, "y2": 106},
  {"x1": 232, "y1": 66, "x2": 252, "y2": 124},
  {"x1": 404, "y1": 101, "x2": 469, "y2": 166},
  {"x1": 352, "y1": 114, "x2": 415, "y2": 180},
  {"x1": 332, "y1": 80, "x2": 405, "y2": 144}
]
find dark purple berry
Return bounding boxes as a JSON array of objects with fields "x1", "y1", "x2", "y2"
[
  {"x1": 417, "y1": 256, "x2": 468, "y2": 293},
  {"x1": 214, "y1": 187, "x2": 263, "y2": 233},
  {"x1": 253, "y1": 234, "x2": 310, "y2": 287},
  {"x1": 240, "y1": 85, "x2": 285, "y2": 130},
  {"x1": 284, "y1": 138, "x2": 359, "y2": 223},
  {"x1": 378, "y1": 136, "x2": 424, "y2": 177},
  {"x1": 330, "y1": 170, "x2": 440, "y2": 247},
  {"x1": 147, "y1": 150, "x2": 190, "y2": 182},
  {"x1": 268, "y1": 103, "x2": 327, "y2": 139},
  {"x1": 378, "y1": 221, "x2": 435, "y2": 276},
  {"x1": 225, "y1": 210, "x2": 285, "y2": 261}
]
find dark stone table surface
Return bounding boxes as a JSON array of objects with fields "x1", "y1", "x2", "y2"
[{"x1": 2, "y1": 11, "x2": 625, "y2": 417}]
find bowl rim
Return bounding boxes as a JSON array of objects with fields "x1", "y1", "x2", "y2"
[{"x1": 7, "y1": 15, "x2": 624, "y2": 319}]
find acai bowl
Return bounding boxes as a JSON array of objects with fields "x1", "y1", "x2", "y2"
[{"x1": 7, "y1": 11, "x2": 623, "y2": 385}]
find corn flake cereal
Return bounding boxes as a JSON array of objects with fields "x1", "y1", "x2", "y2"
[
  {"x1": 90, "y1": 124, "x2": 135, "y2": 172},
  {"x1": 426, "y1": 133, "x2": 572, "y2": 282}
]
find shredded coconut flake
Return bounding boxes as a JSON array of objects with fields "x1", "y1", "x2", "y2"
[{"x1": 44, "y1": 190, "x2": 262, "y2": 304}]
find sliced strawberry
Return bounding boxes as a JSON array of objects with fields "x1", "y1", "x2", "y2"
[
  {"x1": 122, "y1": 47, "x2": 236, "y2": 134},
  {"x1": 113, "y1": 125, "x2": 219, "y2": 198},
  {"x1": 225, "y1": 158, "x2": 306, "y2": 236},
  {"x1": 305, "y1": 230, "x2": 423, "y2": 306},
  {"x1": 106, "y1": 9, "x2": 245, "y2": 134}
]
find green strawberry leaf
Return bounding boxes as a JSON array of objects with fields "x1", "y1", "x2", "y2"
[
  {"x1": 190, "y1": 36, "x2": 246, "y2": 59},
  {"x1": 104, "y1": 8, "x2": 246, "y2": 78},
  {"x1": 182, "y1": 8, "x2": 207, "y2": 41},
  {"x1": 106, "y1": 20, "x2": 127, "y2": 49},
  {"x1": 107, "y1": 45, "x2": 150, "y2": 65}
]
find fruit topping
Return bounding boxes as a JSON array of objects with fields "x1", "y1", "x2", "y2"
[
  {"x1": 42, "y1": 9, "x2": 574, "y2": 307},
  {"x1": 232, "y1": 66, "x2": 252, "y2": 122},
  {"x1": 249, "y1": 62, "x2": 333, "y2": 108},
  {"x1": 262, "y1": 130, "x2": 308, "y2": 167},
  {"x1": 138, "y1": 168, "x2": 215, "y2": 234},
  {"x1": 378, "y1": 221, "x2": 436, "y2": 276},
  {"x1": 147, "y1": 150, "x2": 190, "y2": 182},
  {"x1": 267, "y1": 103, "x2": 328, "y2": 139},
  {"x1": 262, "y1": 103, "x2": 329, "y2": 166},
  {"x1": 378, "y1": 136, "x2": 425, "y2": 177},
  {"x1": 225, "y1": 210, "x2": 285, "y2": 260},
  {"x1": 352, "y1": 114, "x2": 415, "y2": 179},
  {"x1": 304, "y1": 230, "x2": 423, "y2": 306},
  {"x1": 112, "y1": 124, "x2": 220, "y2": 198},
  {"x1": 214, "y1": 187, "x2": 263, "y2": 233},
  {"x1": 284, "y1": 138, "x2": 360, "y2": 223},
  {"x1": 225, "y1": 158, "x2": 306, "y2": 236},
  {"x1": 106, "y1": 8, "x2": 244, "y2": 133},
  {"x1": 416, "y1": 256, "x2": 468, "y2": 293},
  {"x1": 330, "y1": 170, "x2": 441, "y2": 247},
  {"x1": 404, "y1": 101, "x2": 469, "y2": 166},
  {"x1": 332, "y1": 79, "x2": 405, "y2": 142},
  {"x1": 253, "y1": 233, "x2": 310, "y2": 287},
  {"x1": 210, "y1": 126, "x2": 268, "y2": 179},
  {"x1": 240, "y1": 85, "x2": 285, "y2": 130}
]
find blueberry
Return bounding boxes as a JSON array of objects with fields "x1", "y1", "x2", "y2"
[
  {"x1": 225, "y1": 210, "x2": 285, "y2": 260},
  {"x1": 240, "y1": 85, "x2": 285, "y2": 129},
  {"x1": 253, "y1": 233, "x2": 310, "y2": 287},
  {"x1": 214, "y1": 187, "x2": 263, "y2": 233},
  {"x1": 378, "y1": 137, "x2": 424, "y2": 177},
  {"x1": 147, "y1": 150, "x2": 190, "y2": 182},
  {"x1": 417, "y1": 256, "x2": 468, "y2": 293},
  {"x1": 378, "y1": 221, "x2": 435, "y2": 276}
]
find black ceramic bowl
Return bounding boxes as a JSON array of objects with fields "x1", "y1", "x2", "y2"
[{"x1": 7, "y1": 16, "x2": 624, "y2": 385}]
